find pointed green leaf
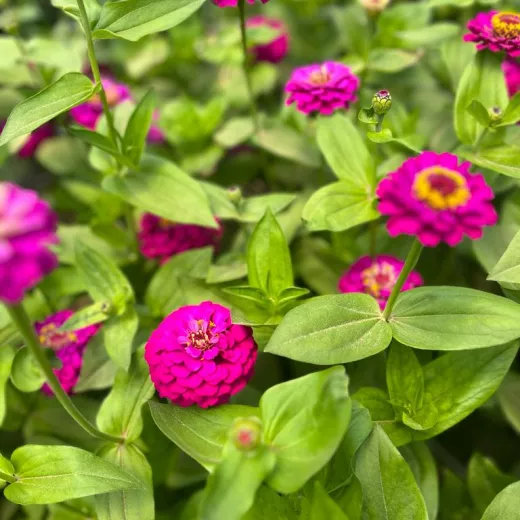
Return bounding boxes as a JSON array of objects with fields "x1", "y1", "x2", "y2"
[
  {"x1": 124, "y1": 90, "x2": 157, "y2": 165},
  {"x1": 481, "y1": 482, "x2": 520, "y2": 520}
]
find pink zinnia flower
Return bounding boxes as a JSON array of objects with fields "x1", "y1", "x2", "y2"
[
  {"x1": 36, "y1": 310, "x2": 101, "y2": 396},
  {"x1": 285, "y1": 62, "x2": 360, "y2": 115},
  {"x1": 377, "y1": 152, "x2": 497, "y2": 247},
  {"x1": 212, "y1": 0, "x2": 269, "y2": 7},
  {"x1": 0, "y1": 122, "x2": 53, "y2": 158},
  {"x1": 338, "y1": 255, "x2": 423, "y2": 309},
  {"x1": 246, "y1": 16, "x2": 289, "y2": 64},
  {"x1": 138, "y1": 213, "x2": 223, "y2": 264},
  {"x1": 503, "y1": 58, "x2": 520, "y2": 97},
  {"x1": 464, "y1": 11, "x2": 520, "y2": 58},
  {"x1": 0, "y1": 183, "x2": 58, "y2": 304},
  {"x1": 144, "y1": 301, "x2": 258, "y2": 408}
]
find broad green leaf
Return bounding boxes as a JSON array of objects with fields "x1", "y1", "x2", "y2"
[
  {"x1": 458, "y1": 145, "x2": 520, "y2": 179},
  {"x1": 75, "y1": 334, "x2": 117, "y2": 393},
  {"x1": 390, "y1": 287, "x2": 520, "y2": 350},
  {"x1": 97, "y1": 347, "x2": 154, "y2": 441},
  {"x1": 467, "y1": 100, "x2": 492, "y2": 127},
  {"x1": 242, "y1": 486, "x2": 298, "y2": 520},
  {"x1": 102, "y1": 155, "x2": 216, "y2": 228},
  {"x1": 438, "y1": 469, "x2": 474, "y2": 520},
  {"x1": 59, "y1": 301, "x2": 111, "y2": 331},
  {"x1": 302, "y1": 182, "x2": 378, "y2": 232},
  {"x1": 261, "y1": 367, "x2": 351, "y2": 494},
  {"x1": 200, "y1": 442, "x2": 276, "y2": 520},
  {"x1": 95, "y1": 443, "x2": 154, "y2": 520},
  {"x1": 0, "y1": 453, "x2": 15, "y2": 490},
  {"x1": 10, "y1": 347, "x2": 45, "y2": 393},
  {"x1": 247, "y1": 209, "x2": 293, "y2": 299},
  {"x1": 397, "y1": 23, "x2": 459, "y2": 47},
  {"x1": 0, "y1": 346, "x2": 15, "y2": 425},
  {"x1": 215, "y1": 117, "x2": 254, "y2": 148},
  {"x1": 454, "y1": 52, "x2": 508, "y2": 145},
  {"x1": 310, "y1": 482, "x2": 349, "y2": 520},
  {"x1": 5, "y1": 445, "x2": 143, "y2": 505},
  {"x1": 481, "y1": 482, "x2": 520, "y2": 520},
  {"x1": 498, "y1": 93, "x2": 520, "y2": 127},
  {"x1": 498, "y1": 371, "x2": 520, "y2": 434},
  {"x1": 0, "y1": 73, "x2": 96, "y2": 146},
  {"x1": 488, "y1": 229, "x2": 520, "y2": 284},
  {"x1": 265, "y1": 294, "x2": 392, "y2": 365},
  {"x1": 239, "y1": 194, "x2": 296, "y2": 223},
  {"x1": 93, "y1": 0, "x2": 207, "y2": 41},
  {"x1": 149, "y1": 401, "x2": 259, "y2": 470},
  {"x1": 355, "y1": 426, "x2": 428, "y2": 520},
  {"x1": 51, "y1": 0, "x2": 101, "y2": 24},
  {"x1": 102, "y1": 306, "x2": 139, "y2": 371},
  {"x1": 367, "y1": 49, "x2": 420, "y2": 73}
]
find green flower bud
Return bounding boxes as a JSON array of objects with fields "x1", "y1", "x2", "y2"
[
  {"x1": 230, "y1": 417, "x2": 263, "y2": 452},
  {"x1": 227, "y1": 186, "x2": 243, "y2": 204},
  {"x1": 488, "y1": 106, "x2": 503, "y2": 122},
  {"x1": 372, "y1": 90, "x2": 392, "y2": 115}
]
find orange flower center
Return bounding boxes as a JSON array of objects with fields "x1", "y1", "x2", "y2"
[
  {"x1": 309, "y1": 66, "x2": 331, "y2": 85},
  {"x1": 39, "y1": 323, "x2": 77, "y2": 351},
  {"x1": 492, "y1": 12, "x2": 520, "y2": 39},
  {"x1": 413, "y1": 166, "x2": 470, "y2": 210},
  {"x1": 361, "y1": 262, "x2": 397, "y2": 298}
]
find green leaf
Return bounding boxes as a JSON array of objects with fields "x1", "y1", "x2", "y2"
[
  {"x1": 359, "y1": 107, "x2": 378, "y2": 125},
  {"x1": 223, "y1": 286, "x2": 268, "y2": 307},
  {"x1": 261, "y1": 366, "x2": 351, "y2": 494},
  {"x1": 5, "y1": 445, "x2": 143, "y2": 505},
  {"x1": 367, "y1": 49, "x2": 420, "y2": 73},
  {"x1": 0, "y1": 346, "x2": 15, "y2": 426},
  {"x1": 51, "y1": 0, "x2": 101, "y2": 24},
  {"x1": 95, "y1": 443, "x2": 154, "y2": 520},
  {"x1": 102, "y1": 306, "x2": 139, "y2": 371},
  {"x1": 93, "y1": 0, "x2": 207, "y2": 41},
  {"x1": 467, "y1": 100, "x2": 492, "y2": 127},
  {"x1": 454, "y1": 52, "x2": 508, "y2": 145},
  {"x1": 200, "y1": 442, "x2": 276, "y2": 520},
  {"x1": 238, "y1": 194, "x2": 296, "y2": 223},
  {"x1": 498, "y1": 371, "x2": 520, "y2": 434},
  {"x1": 397, "y1": 23, "x2": 459, "y2": 47},
  {"x1": 481, "y1": 482, "x2": 520, "y2": 520},
  {"x1": 302, "y1": 182, "x2": 378, "y2": 232},
  {"x1": 149, "y1": 401, "x2": 259, "y2": 470},
  {"x1": 97, "y1": 347, "x2": 154, "y2": 441},
  {"x1": 0, "y1": 73, "x2": 97, "y2": 146},
  {"x1": 10, "y1": 347, "x2": 45, "y2": 393},
  {"x1": 401, "y1": 402, "x2": 438, "y2": 431},
  {"x1": 59, "y1": 301, "x2": 111, "y2": 332},
  {"x1": 247, "y1": 209, "x2": 293, "y2": 299},
  {"x1": 102, "y1": 155, "x2": 216, "y2": 228},
  {"x1": 214, "y1": 117, "x2": 254, "y2": 148},
  {"x1": 310, "y1": 482, "x2": 349, "y2": 520},
  {"x1": 488, "y1": 229, "x2": 520, "y2": 284},
  {"x1": 390, "y1": 287, "x2": 520, "y2": 350},
  {"x1": 458, "y1": 145, "x2": 520, "y2": 179},
  {"x1": 498, "y1": 92, "x2": 520, "y2": 127},
  {"x1": 242, "y1": 486, "x2": 298, "y2": 520},
  {"x1": 124, "y1": 90, "x2": 157, "y2": 165},
  {"x1": 355, "y1": 426, "x2": 428, "y2": 520},
  {"x1": 265, "y1": 294, "x2": 392, "y2": 365}
]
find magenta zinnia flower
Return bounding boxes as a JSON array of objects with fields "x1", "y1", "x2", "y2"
[
  {"x1": 377, "y1": 152, "x2": 497, "y2": 247},
  {"x1": 36, "y1": 310, "x2": 101, "y2": 396},
  {"x1": 503, "y1": 58, "x2": 520, "y2": 97},
  {"x1": 464, "y1": 11, "x2": 520, "y2": 58},
  {"x1": 212, "y1": 0, "x2": 269, "y2": 7},
  {"x1": 338, "y1": 255, "x2": 423, "y2": 309},
  {"x1": 0, "y1": 183, "x2": 58, "y2": 304},
  {"x1": 138, "y1": 213, "x2": 223, "y2": 264},
  {"x1": 285, "y1": 62, "x2": 360, "y2": 115},
  {"x1": 247, "y1": 16, "x2": 289, "y2": 64},
  {"x1": 145, "y1": 301, "x2": 258, "y2": 408},
  {"x1": 0, "y1": 122, "x2": 53, "y2": 158}
]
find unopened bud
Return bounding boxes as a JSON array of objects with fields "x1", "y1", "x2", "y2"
[
  {"x1": 489, "y1": 106, "x2": 503, "y2": 122},
  {"x1": 227, "y1": 186, "x2": 243, "y2": 204},
  {"x1": 372, "y1": 90, "x2": 392, "y2": 115},
  {"x1": 359, "y1": 0, "x2": 391, "y2": 13},
  {"x1": 230, "y1": 417, "x2": 263, "y2": 452}
]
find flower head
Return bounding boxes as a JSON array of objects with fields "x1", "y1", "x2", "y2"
[
  {"x1": 372, "y1": 90, "x2": 392, "y2": 115},
  {"x1": 285, "y1": 62, "x2": 360, "y2": 115},
  {"x1": 464, "y1": 11, "x2": 520, "y2": 58},
  {"x1": 503, "y1": 58, "x2": 520, "y2": 97},
  {"x1": 231, "y1": 417, "x2": 263, "y2": 451},
  {"x1": 246, "y1": 16, "x2": 289, "y2": 64},
  {"x1": 36, "y1": 310, "x2": 101, "y2": 395},
  {"x1": 377, "y1": 152, "x2": 497, "y2": 247},
  {"x1": 339, "y1": 255, "x2": 423, "y2": 309},
  {"x1": 0, "y1": 183, "x2": 58, "y2": 303},
  {"x1": 138, "y1": 213, "x2": 223, "y2": 264},
  {"x1": 359, "y1": 0, "x2": 391, "y2": 13},
  {"x1": 144, "y1": 301, "x2": 258, "y2": 408},
  {"x1": 212, "y1": 0, "x2": 269, "y2": 7}
]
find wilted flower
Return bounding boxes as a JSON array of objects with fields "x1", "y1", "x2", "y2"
[
  {"x1": 246, "y1": 16, "x2": 289, "y2": 64},
  {"x1": 0, "y1": 122, "x2": 53, "y2": 158},
  {"x1": 372, "y1": 90, "x2": 392, "y2": 115},
  {"x1": 212, "y1": 0, "x2": 269, "y2": 7},
  {"x1": 0, "y1": 183, "x2": 58, "y2": 304},
  {"x1": 36, "y1": 310, "x2": 101, "y2": 396},
  {"x1": 138, "y1": 213, "x2": 223, "y2": 264},
  {"x1": 285, "y1": 62, "x2": 360, "y2": 115},
  {"x1": 503, "y1": 58, "x2": 520, "y2": 97},
  {"x1": 144, "y1": 301, "x2": 258, "y2": 408},
  {"x1": 464, "y1": 11, "x2": 520, "y2": 58},
  {"x1": 338, "y1": 255, "x2": 423, "y2": 309},
  {"x1": 359, "y1": 0, "x2": 391, "y2": 13},
  {"x1": 377, "y1": 152, "x2": 497, "y2": 247}
]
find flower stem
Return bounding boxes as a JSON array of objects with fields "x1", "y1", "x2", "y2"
[
  {"x1": 76, "y1": 0, "x2": 119, "y2": 149},
  {"x1": 375, "y1": 114, "x2": 384, "y2": 133},
  {"x1": 6, "y1": 304, "x2": 123, "y2": 444},
  {"x1": 0, "y1": 470, "x2": 16, "y2": 484},
  {"x1": 237, "y1": 0, "x2": 259, "y2": 131},
  {"x1": 473, "y1": 128, "x2": 489, "y2": 154},
  {"x1": 383, "y1": 238, "x2": 423, "y2": 320}
]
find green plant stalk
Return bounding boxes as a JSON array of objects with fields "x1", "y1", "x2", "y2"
[
  {"x1": 473, "y1": 127, "x2": 489, "y2": 154},
  {"x1": 0, "y1": 470, "x2": 15, "y2": 484},
  {"x1": 238, "y1": 0, "x2": 259, "y2": 131},
  {"x1": 383, "y1": 238, "x2": 423, "y2": 320},
  {"x1": 375, "y1": 114, "x2": 384, "y2": 133},
  {"x1": 6, "y1": 304, "x2": 123, "y2": 443}
]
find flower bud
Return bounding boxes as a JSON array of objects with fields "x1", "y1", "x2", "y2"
[
  {"x1": 230, "y1": 417, "x2": 263, "y2": 452},
  {"x1": 488, "y1": 106, "x2": 503, "y2": 122},
  {"x1": 372, "y1": 90, "x2": 392, "y2": 115},
  {"x1": 359, "y1": 0, "x2": 391, "y2": 14},
  {"x1": 227, "y1": 186, "x2": 243, "y2": 204}
]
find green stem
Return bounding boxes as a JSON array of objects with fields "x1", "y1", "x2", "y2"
[
  {"x1": 13, "y1": 36, "x2": 46, "y2": 86},
  {"x1": 473, "y1": 128, "x2": 489, "y2": 154},
  {"x1": 369, "y1": 219, "x2": 378, "y2": 258},
  {"x1": 375, "y1": 114, "x2": 384, "y2": 133},
  {"x1": 237, "y1": 0, "x2": 259, "y2": 131},
  {"x1": 383, "y1": 238, "x2": 423, "y2": 320},
  {"x1": 0, "y1": 470, "x2": 16, "y2": 484},
  {"x1": 6, "y1": 304, "x2": 123, "y2": 444},
  {"x1": 124, "y1": 205, "x2": 138, "y2": 253},
  {"x1": 76, "y1": 0, "x2": 119, "y2": 148}
]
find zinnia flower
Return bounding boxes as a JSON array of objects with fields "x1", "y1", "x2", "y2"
[
  {"x1": 503, "y1": 58, "x2": 520, "y2": 97},
  {"x1": 359, "y1": 0, "x2": 391, "y2": 13},
  {"x1": 338, "y1": 255, "x2": 423, "y2": 309},
  {"x1": 36, "y1": 310, "x2": 101, "y2": 395},
  {"x1": 212, "y1": 0, "x2": 269, "y2": 7},
  {"x1": 138, "y1": 213, "x2": 223, "y2": 264},
  {"x1": 0, "y1": 122, "x2": 53, "y2": 158},
  {"x1": 464, "y1": 11, "x2": 520, "y2": 58},
  {"x1": 0, "y1": 183, "x2": 58, "y2": 304},
  {"x1": 285, "y1": 62, "x2": 360, "y2": 115},
  {"x1": 377, "y1": 152, "x2": 497, "y2": 247},
  {"x1": 246, "y1": 16, "x2": 289, "y2": 63},
  {"x1": 144, "y1": 301, "x2": 258, "y2": 408}
]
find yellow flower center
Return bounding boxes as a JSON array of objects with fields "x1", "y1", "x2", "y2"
[
  {"x1": 361, "y1": 262, "x2": 397, "y2": 299},
  {"x1": 491, "y1": 11, "x2": 520, "y2": 39},
  {"x1": 39, "y1": 323, "x2": 77, "y2": 351},
  {"x1": 158, "y1": 218, "x2": 174, "y2": 229},
  {"x1": 309, "y1": 66, "x2": 331, "y2": 85},
  {"x1": 413, "y1": 166, "x2": 470, "y2": 210}
]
